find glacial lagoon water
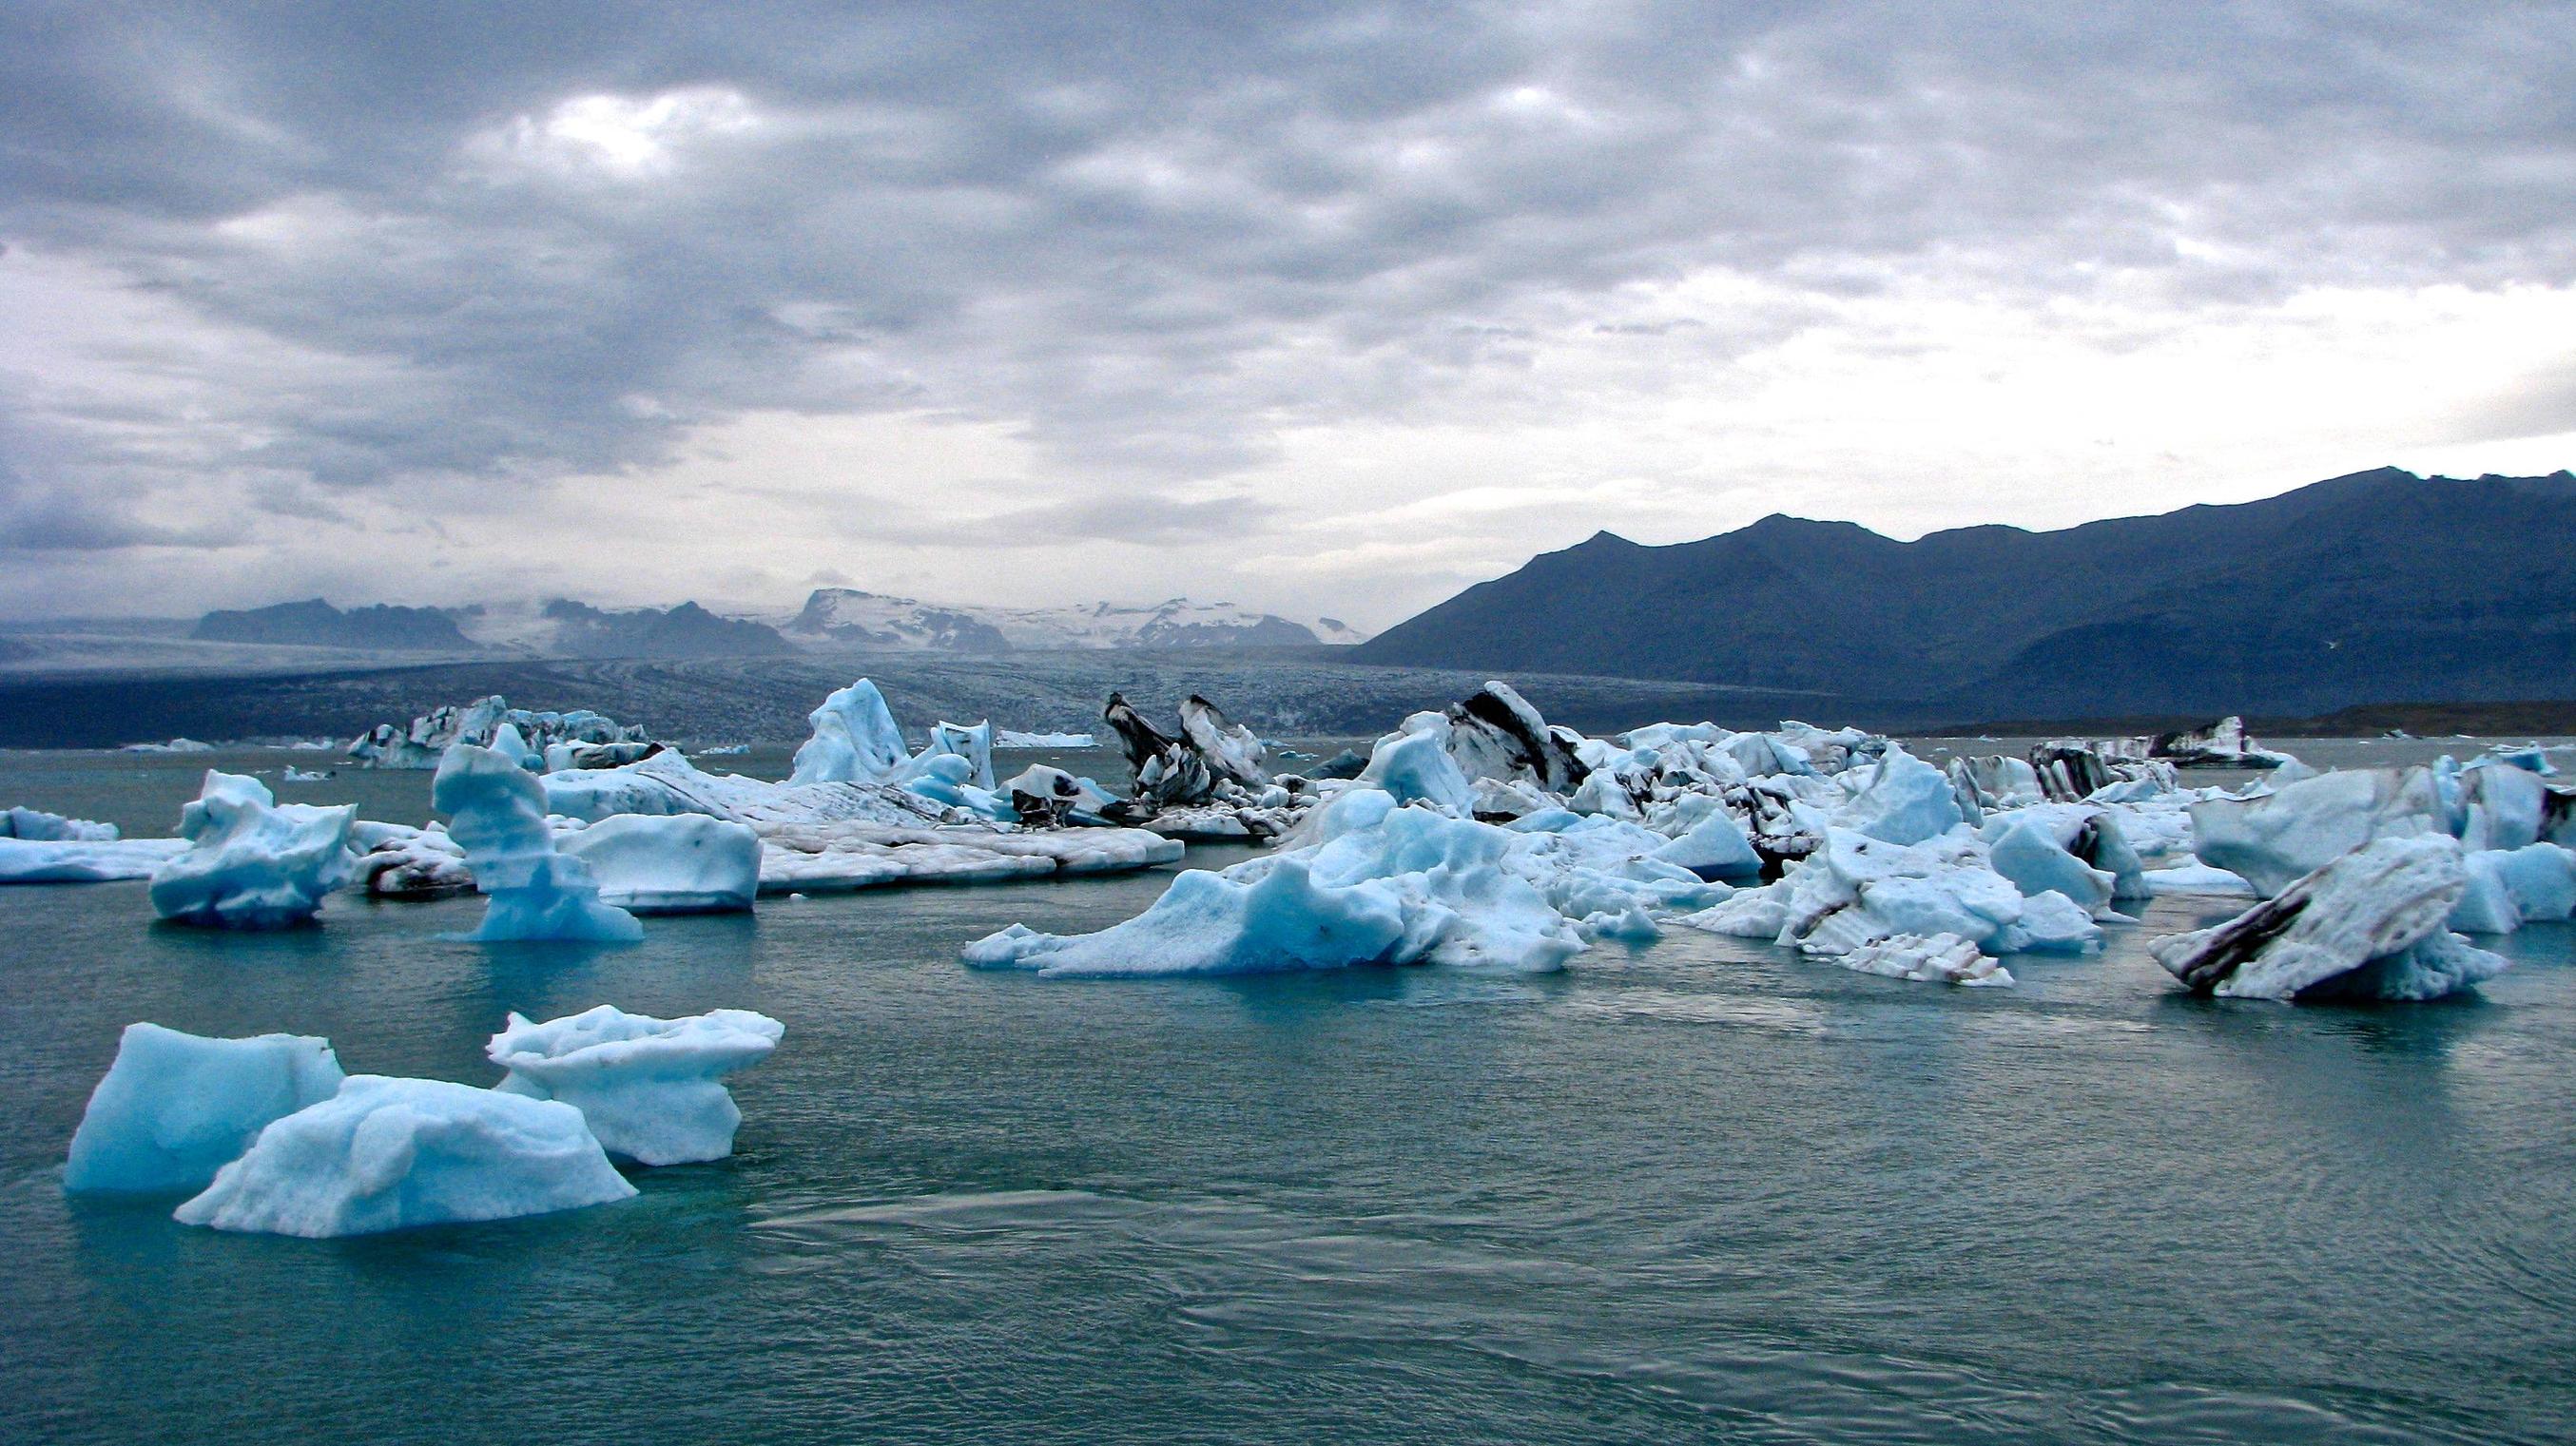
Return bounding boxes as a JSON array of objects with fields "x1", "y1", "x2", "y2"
[{"x1": 3, "y1": 742, "x2": 2574, "y2": 1444}]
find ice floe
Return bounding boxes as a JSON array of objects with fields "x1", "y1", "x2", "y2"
[
  {"x1": 64, "y1": 1023, "x2": 346, "y2": 1194},
  {"x1": 3, "y1": 806, "x2": 119, "y2": 840},
  {"x1": 349, "y1": 696, "x2": 650, "y2": 770},
  {"x1": 433, "y1": 743, "x2": 643, "y2": 943},
  {"x1": 487, "y1": 1005, "x2": 783, "y2": 1165},
  {"x1": 149, "y1": 771, "x2": 354, "y2": 928},
  {"x1": 2150, "y1": 836, "x2": 2508, "y2": 1001},
  {"x1": 0, "y1": 836, "x2": 188, "y2": 883},
  {"x1": 173, "y1": 1077, "x2": 636, "y2": 1237},
  {"x1": 556, "y1": 814, "x2": 762, "y2": 914}
]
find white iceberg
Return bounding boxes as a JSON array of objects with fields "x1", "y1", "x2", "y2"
[
  {"x1": 433, "y1": 744, "x2": 643, "y2": 943},
  {"x1": 63, "y1": 1023, "x2": 346, "y2": 1194},
  {"x1": 1834, "y1": 933, "x2": 2014, "y2": 987},
  {"x1": 996, "y1": 730, "x2": 1095, "y2": 748},
  {"x1": 348, "y1": 696, "x2": 649, "y2": 770},
  {"x1": 2450, "y1": 842, "x2": 2576, "y2": 935},
  {"x1": 966, "y1": 789, "x2": 1586, "y2": 977},
  {"x1": 487, "y1": 1005, "x2": 784, "y2": 1165},
  {"x1": 3, "y1": 806, "x2": 119, "y2": 841},
  {"x1": 148, "y1": 771, "x2": 354, "y2": 928},
  {"x1": 788, "y1": 679, "x2": 912, "y2": 785},
  {"x1": 925, "y1": 720, "x2": 997, "y2": 790},
  {"x1": 2189, "y1": 767, "x2": 2445, "y2": 897},
  {"x1": 173, "y1": 1076, "x2": 636, "y2": 1237},
  {"x1": 1834, "y1": 746, "x2": 1966, "y2": 846},
  {"x1": 556, "y1": 814, "x2": 761, "y2": 914},
  {"x1": 2150, "y1": 836, "x2": 2508, "y2": 1001},
  {"x1": 760, "y1": 819, "x2": 1182, "y2": 893},
  {"x1": 0, "y1": 836, "x2": 188, "y2": 884}
]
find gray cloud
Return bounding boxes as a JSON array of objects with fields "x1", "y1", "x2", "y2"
[{"x1": 4, "y1": 2, "x2": 2575, "y2": 615}]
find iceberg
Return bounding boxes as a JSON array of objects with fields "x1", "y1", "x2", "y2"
[
  {"x1": 432, "y1": 744, "x2": 643, "y2": 943},
  {"x1": 487, "y1": 1006, "x2": 784, "y2": 1165},
  {"x1": 556, "y1": 814, "x2": 761, "y2": 914},
  {"x1": 966, "y1": 789, "x2": 1589, "y2": 977},
  {"x1": 1834, "y1": 746, "x2": 1964, "y2": 846},
  {"x1": 2189, "y1": 767, "x2": 2445, "y2": 897},
  {"x1": 63, "y1": 1023, "x2": 345, "y2": 1194},
  {"x1": 3, "y1": 806, "x2": 119, "y2": 841},
  {"x1": 148, "y1": 771, "x2": 354, "y2": 928},
  {"x1": 761, "y1": 820, "x2": 1182, "y2": 893},
  {"x1": 787, "y1": 679, "x2": 912, "y2": 785},
  {"x1": 2450, "y1": 842, "x2": 2576, "y2": 935},
  {"x1": 0, "y1": 836, "x2": 188, "y2": 884},
  {"x1": 996, "y1": 730, "x2": 1095, "y2": 748},
  {"x1": 1356, "y1": 714, "x2": 1478, "y2": 814},
  {"x1": 279, "y1": 765, "x2": 331, "y2": 783},
  {"x1": 1443, "y1": 682, "x2": 1588, "y2": 794},
  {"x1": 349, "y1": 696, "x2": 649, "y2": 770},
  {"x1": 2152, "y1": 716, "x2": 2295, "y2": 769},
  {"x1": 1834, "y1": 933, "x2": 2014, "y2": 987},
  {"x1": 347, "y1": 820, "x2": 475, "y2": 897},
  {"x1": 2149, "y1": 836, "x2": 2508, "y2": 1001},
  {"x1": 925, "y1": 720, "x2": 997, "y2": 790},
  {"x1": 173, "y1": 1076, "x2": 636, "y2": 1237}
]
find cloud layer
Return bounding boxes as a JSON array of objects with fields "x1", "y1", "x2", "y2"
[{"x1": 6, "y1": 2, "x2": 2575, "y2": 623}]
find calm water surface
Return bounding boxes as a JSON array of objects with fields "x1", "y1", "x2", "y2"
[{"x1": 1, "y1": 742, "x2": 2571, "y2": 1444}]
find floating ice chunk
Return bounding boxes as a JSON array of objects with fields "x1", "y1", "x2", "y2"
[
  {"x1": 487, "y1": 1006, "x2": 783, "y2": 1165},
  {"x1": 1830, "y1": 933, "x2": 2013, "y2": 987},
  {"x1": 2453, "y1": 759, "x2": 2561, "y2": 852},
  {"x1": 1674, "y1": 882, "x2": 1791, "y2": 938},
  {"x1": 149, "y1": 771, "x2": 354, "y2": 928},
  {"x1": 2143, "y1": 858, "x2": 2256, "y2": 896},
  {"x1": 788, "y1": 679, "x2": 911, "y2": 785},
  {"x1": 350, "y1": 696, "x2": 650, "y2": 770},
  {"x1": 996, "y1": 730, "x2": 1095, "y2": 748},
  {"x1": 1443, "y1": 682, "x2": 1588, "y2": 792},
  {"x1": 3, "y1": 806, "x2": 119, "y2": 841},
  {"x1": 925, "y1": 720, "x2": 997, "y2": 790},
  {"x1": 966, "y1": 791, "x2": 1583, "y2": 977},
  {"x1": 1991, "y1": 889, "x2": 2106, "y2": 954},
  {"x1": 280, "y1": 765, "x2": 331, "y2": 783},
  {"x1": 348, "y1": 820, "x2": 475, "y2": 897},
  {"x1": 2450, "y1": 842, "x2": 2576, "y2": 934},
  {"x1": 2189, "y1": 767, "x2": 2444, "y2": 897},
  {"x1": 1981, "y1": 814, "x2": 2116, "y2": 915},
  {"x1": 757, "y1": 820, "x2": 1180, "y2": 892},
  {"x1": 1653, "y1": 800, "x2": 1763, "y2": 880},
  {"x1": 889, "y1": 751, "x2": 1014, "y2": 820},
  {"x1": 1357, "y1": 717, "x2": 1477, "y2": 814},
  {"x1": 1835, "y1": 747, "x2": 1963, "y2": 846},
  {"x1": 433, "y1": 744, "x2": 643, "y2": 943},
  {"x1": 0, "y1": 837, "x2": 189, "y2": 883},
  {"x1": 64, "y1": 1023, "x2": 346, "y2": 1194},
  {"x1": 2150, "y1": 835, "x2": 2505, "y2": 1001},
  {"x1": 556, "y1": 814, "x2": 760, "y2": 914},
  {"x1": 173, "y1": 1077, "x2": 636, "y2": 1237}
]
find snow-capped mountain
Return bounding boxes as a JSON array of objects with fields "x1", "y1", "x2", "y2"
[{"x1": 783, "y1": 589, "x2": 1370, "y2": 651}]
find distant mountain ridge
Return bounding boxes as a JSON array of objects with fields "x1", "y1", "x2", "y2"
[
  {"x1": 1355, "y1": 468, "x2": 2576, "y2": 719},
  {"x1": 190, "y1": 599, "x2": 476, "y2": 651},
  {"x1": 782, "y1": 588, "x2": 1369, "y2": 651}
]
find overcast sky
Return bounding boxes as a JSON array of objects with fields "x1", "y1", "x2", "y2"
[{"x1": 6, "y1": 2, "x2": 2575, "y2": 627}]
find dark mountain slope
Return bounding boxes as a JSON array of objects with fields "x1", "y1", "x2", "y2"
[
  {"x1": 1357, "y1": 469, "x2": 2576, "y2": 717},
  {"x1": 191, "y1": 599, "x2": 477, "y2": 651}
]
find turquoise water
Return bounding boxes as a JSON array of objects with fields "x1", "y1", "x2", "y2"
[{"x1": 3, "y1": 747, "x2": 2573, "y2": 1443}]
